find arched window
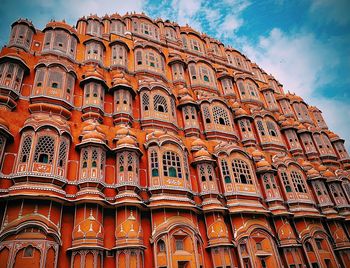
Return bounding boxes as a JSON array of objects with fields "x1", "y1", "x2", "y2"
[
  {"x1": 110, "y1": 20, "x2": 125, "y2": 35},
  {"x1": 142, "y1": 93, "x2": 149, "y2": 111},
  {"x1": 23, "y1": 245, "x2": 34, "y2": 257},
  {"x1": 290, "y1": 170, "x2": 307, "y2": 193},
  {"x1": 221, "y1": 160, "x2": 231, "y2": 183},
  {"x1": 305, "y1": 241, "x2": 313, "y2": 252},
  {"x1": 33, "y1": 136, "x2": 55, "y2": 164},
  {"x1": 19, "y1": 135, "x2": 32, "y2": 163},
  {"x1": 163, "y1": 151, "x2": 182, "y2": 178},
  {"x1": 257, "y1": 120, "x2": 266, "y2": 136},
  {"x1": 232, "y1": 159, "x2": 253, "y2": 184},
  {"x1": 203, "y1": 106, "x2": 211, "y2": 124},
  {"x1": 111, "y1": 44, "x2": 127, "y2": 66},
  {"x1": 212, "y1": 106, "x2": 230, "y2": 126},
  {"x1": 82, "y1": 150, "x2": 88, "y2": 169},
  {"x1": 158, "y1": 240, "x2": 166, "y2": 252},
  {"x1": 280, "y1": 171, "x2": 292, "y2": 192},
  {"x1": 87, "y1": 20, "x2": 102, "y2": 37},
  {"x1": 127, "y1": 153, "x2": 133, "y2": 171},
  {"x1": 151, "y1": 150, "x2": 159, "y2": 177},
  {"x1": 136, "y1": 50, "x2": 142, "y2": 65},
  {"x1": 58, "y1": 140, "x2": 68, "y2": 168},
  {"x1": 153, "y1": 94, "x2": 168, "y2": 113},
  {"x1": 266, "y1": 120, "x2": 278, "y2": 137}
]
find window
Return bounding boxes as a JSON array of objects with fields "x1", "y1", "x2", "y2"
[
  {"x1": 266, "y1": 120, "x2": 278, "y2": 137},
  {"x1": 23, "y1": 246, "x2": 34, "y2": 257},
  {"x1": 316, "y1": 239, "x2": 322, "y2": 250},
  {"x1": 33, "y1": 136, "x2": 55, "y2": 164},
  {"x1": 212, "y1": 106, "x2": 230, "y2": 126},
  {"x1": 290, "y1": 171, "x2": 307, "y2": 193},
  {"x1": 110, "y1": 20, "x2": 124, "y2": 35},
  {"x1": 19, "y1": 135, "x2": 32, "y2": 163},
  {"x1": 232, "y1": 159, "x2": 253, "y2": 184},
  {"x1": 306, "y1": 241, "x2": 315, "y2": 251},
  {"x1": 257, "y1": 120, "x2": 266, "y2": 136},
  {"x1": 158, "y1": 240, "x2": 166, "y2": 252},
  {"x1": 142, "y1": 93, "x2": 149, "y2": 111},
  {"x1": 111, "y1": 44, "x2": 126, "y2": 66},
  {"x1": 175, "y1": 239, "x2": 184, "y2": 250},
  {"x1": 87, "y1": 20, "x2": 102, "y2": 36},
  {"x1": 280, "y1": 171, "x2": 292, "y2": 192},
  {"x1": 163, "y1": 151, "x2": 182, "y2": 178},
  {"x1": 221, "y1": 160, "x2": 231, "y2": 183},
  {"x1": 203, "y1": 106, "x2": 211, "y2": 124},
  {"x1": 153, "y1": 95, "x2": 168, "y2": 113},
  {"x1": 151, "y1": 150, "x2": 159, "y2": 176},
  {"x1": 256, "y1": 242, "x2": 262, "y2": 250}
]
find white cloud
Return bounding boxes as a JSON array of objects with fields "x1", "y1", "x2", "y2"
[
  {"x1": 171, "y1": 0, "x2": 203, "y2": 31},
  {"x1": 310, "y1": 0, "x2": 350, "y2": 26},
  {"x1": 241, "y1": 27, "x2": 350, "y2": 150}
]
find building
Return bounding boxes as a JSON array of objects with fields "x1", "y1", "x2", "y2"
[{"x1": 0, "y1": 11, "x2": 350, "y2": 268}]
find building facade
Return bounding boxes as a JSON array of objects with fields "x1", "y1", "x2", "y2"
[{"x1": 0, "y1": 12, "x2": 350, "y2": 268}]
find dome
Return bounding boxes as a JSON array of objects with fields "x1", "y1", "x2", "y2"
[
  {"x1": 256, "y1": 159, "x2": 271, "y2": 168},
  {"x1": 235, "y1": 107, "x2": 248, "y2": 116},
  {"x1": 177, "y1": 85, "x2": 189, "y2": 96},
  {"x1": 81, "y1": 120, "x2": 106, "y2": 143},
  {"x1": 111, "y1": 70, "x2": 132, "y2": 88},
  {"x1": 323, "y1": 169, "x2": 335, "y2": 178},
  {"x1": 194, "y1": 148, "x2": 211, "y2": 158},
  {"x1": 307, "y1": 168, "x2": 320, "y2": 176},
  {"x1": 72, "y1": 213, "x2": 104, "y2": 244},
  {"x1": 252, "y1": 149, "x2": 264, "y2": 158},
  {"x1": 191, "y1": 138, "x2": 206, "y2": 148},
  {"x1": 117, "y1": 135, "x2": 137, "y2": 146}
]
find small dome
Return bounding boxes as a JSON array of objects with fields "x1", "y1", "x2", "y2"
[
  {"x1": 317, "y1": 165, "x2": 327, "y2": 172},
  {"x1": 252, "y1": 149, "x2": 264, "y2": 158},
  {"x1": 117, "y1": 135, "x2": 137, "y2": 146},
  {"x1": 193, "y1": 148, "x2": 211, "y2": 158},
  {"x1": 323, "y1": 169, "x2": 335, "y2": 178},
  {"x1": 256, "y1": 159, "x2": 270, "y2": 168},
  {"x1": 177, "y1": 85, "x2": 189, "y2": 96},
  {"x1": 231, "y1": 101, "x2": 240, "y2": 109},
  {"x1": 307, "y1": 168, "x2": 319, "y2": 176},
  {"x1": 179, "y1": 94, "x2": 195, "y2": 104},
  {"x1": 235, "y1": 107, "x2": 248, "y2": 116},
  {"x1": 72, "y1": 213, "x2": 104, "y2": 243},
  {"x1": 81, "y1": 120, "x2": 106, "y2": 142},
  {"x1": 112, "y1": 70, "x2": 131, "y2": 87},
  {"x1": 191, "y1": 138, "x2": 206, "y2": 148}
]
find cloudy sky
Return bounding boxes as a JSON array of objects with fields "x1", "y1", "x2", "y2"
[{"x1": 1, "y1": 0, "x2": 349, "y2": 149}]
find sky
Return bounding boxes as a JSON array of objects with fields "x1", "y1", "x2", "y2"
[{"x1": 1, "y1": 0, "x2": 350, "y2": 149}]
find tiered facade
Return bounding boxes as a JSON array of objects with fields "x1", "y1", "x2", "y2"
[{"x1": 0, "y1": 12, "x2": 350, "y2": 268}]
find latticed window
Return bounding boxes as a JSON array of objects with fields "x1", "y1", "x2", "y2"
[
  {"x1": 280, "y1": 171, "x2": 291, "y2": 192},
  {"x1": 343, "y1": 182, "x2": 350, "y2": 197},
  {"x1": 58, "y1": 140, "x2": 68, "y2": 168},
  {"x1": 257, "y1": 120, "x2": 266, "y2": 136},
  {"x1": 212, "y1": 106, "x2": 230, "y2": 126},
  {"x1": 150, "y1": 150, "x2": 159, "y2": 176},
  {"x1": 19, "y1": 135, "x2": 32, "y2": 163},
  {"x1": 153, "y1": 95, "x2": 168, "y2": 113},
  {"x1": 127, "y1": 153, "x2": 134, "y2": 172},
  {"x1": 163, "y1": 151, "x2": 182, "y2": 178},
  {"x1": 266, "y1": 120, "x2": 278, "y2": 137},
  {"x1": 171, "y1": 98, "x2": 176, "y2": 117},
  {"x1": 221, "y1": 160, "x2": 231, "y2": 183},
  {"x1": 34, "y1": 136, "x2": 55, "y2": 164},
  {"x1": 232, "y1": 159, "x2": 252, "y2": 184},
  {"x1": 190, "y1": 39, "x2": 201, "y2": 52},
  {"x1": 200, "y1": 165, "x2": 206, "y2": 181},
  {"x1": 165, "y1": 27, "x2": 176, "y2": 40},
  {"x1": 203, "y1": 106, "x2": 211, "y2": 123},
  {"x1": 290, "y1": 171, "x2": 307, "y2": 193},
  {"x1": 82, "y1": 149, "x2": 88, "y2": 168},
  {"x1": 92, "y1": 149, "x2": 98, "y2": 167},
  {"x1": 119, "y1": 154, "x2": 124, "y2": 172},
  {"x1": 86, "y1": 42, "x2": 103, "y2": 61},
  {"x1": 142, "y1": 93, "x2": 149, "y2": 111}
]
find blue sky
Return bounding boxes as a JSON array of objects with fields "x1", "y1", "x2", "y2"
[{"x1": 1, "y1": 0, "x2": 350, "y2": 149}]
